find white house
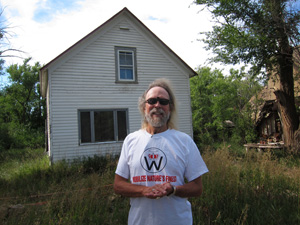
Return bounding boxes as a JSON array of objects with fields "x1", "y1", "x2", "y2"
[{"x1": 39, "y1": 7, "x2": 197, "y2": 163}]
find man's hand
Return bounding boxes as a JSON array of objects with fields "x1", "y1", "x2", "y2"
[{"x1": 144, "y1": 182, "x2": 173, "y2": 199}]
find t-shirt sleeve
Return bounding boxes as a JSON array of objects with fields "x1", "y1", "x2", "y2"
[
  {"x1": 184, "y1": 138, "x2": 208, "y2": 182},
  {"x1": 115, "y1": 139, "x2": 130, "y2": 179}
]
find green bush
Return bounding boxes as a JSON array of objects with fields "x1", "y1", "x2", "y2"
[
  {"x1": 0, "y1": 123, "x2": 12, "y2": 151},
  {"x1": 0, "y1": 122, "x2": 45, "y2": 151}
]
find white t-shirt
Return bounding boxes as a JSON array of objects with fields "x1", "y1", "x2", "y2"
[{"x1": 115, "y1": 129, "x2": 208, "y2": 225}]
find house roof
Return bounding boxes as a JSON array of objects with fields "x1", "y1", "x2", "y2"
[{"x1": 39, "y1": 7, "x2": 197, "y2": 97}]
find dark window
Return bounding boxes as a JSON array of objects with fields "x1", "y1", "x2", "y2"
[
  {"x1": 117, "y1": 110, "x2": 127, "y2": 141},
  {"x1": 79, "y1": 109, "x2": 128, "y2": 144},
  {"x1": 80, "y1": 111, "x2": 91, "y2": 143},
  {"x1": 94, "y1": 111, "x2": 114, "y2": 142}
]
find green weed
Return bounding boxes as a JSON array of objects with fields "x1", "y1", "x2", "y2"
[{"x1": 0, "y1": 147, "x2": 299, "y2": 225}]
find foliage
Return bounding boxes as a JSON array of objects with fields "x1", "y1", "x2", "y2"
[
  {"x1": 190, "y1": 67, "x2": 262, "y2": 148},
  {"x1": 0, "y1": 58, "x2": 45, "y2": 151},
  {"x1": 195, "y1": 0, "x2": 300, "y2": 74},
  {"x1": 5, "y1": 58, "x2": 44, "y2": 126},
  {"x1": 195, "y1": 0, "x2": 300, "y2": 148},
  {"x1": 0, "y1": 122, "x2": 11, "y2": 150},
  {"x1": 0, "y1": 147, "x2": 299, "y2": 224}
]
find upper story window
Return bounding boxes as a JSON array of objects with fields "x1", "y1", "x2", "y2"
[{"x1": 115, "y1": 46, "x2": 137, "y2": 83}]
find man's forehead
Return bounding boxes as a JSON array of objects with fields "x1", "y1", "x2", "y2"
[{"x1": 146, "y1": 86, "x2": 169, "y2": 98}]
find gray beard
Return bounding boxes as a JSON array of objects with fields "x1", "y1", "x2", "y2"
[{"x1": 145, "y1": 108, "x2": 170, "y2": 128}]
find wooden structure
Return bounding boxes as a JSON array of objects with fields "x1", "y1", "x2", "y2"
[{"x1": 249, "y1": 50, "x2": 300, "y2": 144}]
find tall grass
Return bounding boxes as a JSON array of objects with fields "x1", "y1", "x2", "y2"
[
  {"x1": 192, "y1": 147, "x2": 300, "y2": 225},
  {"x1": 0, "y1": 147, "x2": 299, "y2": 224}
]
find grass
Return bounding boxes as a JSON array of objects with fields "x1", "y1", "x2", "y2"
[
  {"x1": 192, "y1": 148, "x2": 300, "y2": 224},
  {"x1": 0, "y1": 147, "x2": 299, "y2": 224}
]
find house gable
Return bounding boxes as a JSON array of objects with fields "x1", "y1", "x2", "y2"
[
  {"x1": 40, "y1": 7, "x2": 196, "y2": 98},
  {"x1": 39, "y1": 8, "x2": 196, "y2": 162}
]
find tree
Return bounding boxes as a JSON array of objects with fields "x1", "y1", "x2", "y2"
[
  {"x1": 190, "y1": 67, "x2": 262, "y2": 147},
  {"x1": 4, "y1": 58, "x2": 44, "y2": 127},
  {"x1": 196, "y1": 0, "x2": 300, "y2": 150},
  {"x1": 0, "y1": 58, "x2": 45, "y2": 150},
  {"x1": 0, "y1": 7, "x2": 23, "y2": 58}
]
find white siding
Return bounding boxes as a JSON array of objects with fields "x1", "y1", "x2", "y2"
[
  {"x1": 46, "y1": 82, "x2": 51, "y2": 158},
  {"x1": 47, "y1": 12, "x2": 193, "y2": 162}
]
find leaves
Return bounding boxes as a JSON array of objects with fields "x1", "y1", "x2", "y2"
[
  {"x1": 196, "y1": 0, "x2": 300, "y2": 75},
  {"x1": 2, "y1": 58, "x2": 43, "y2": 126},
  {"x1": 0, "y1": 58, "x2": 45, "y2": 150},
  {"x1": 195, "y1": 0, "x2": 300, "y2": 149},
  {"x1": 190, "y1": 67, "x2": 262, "y2": 146}
]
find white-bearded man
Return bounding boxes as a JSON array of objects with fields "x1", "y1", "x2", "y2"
[{"x1": 114, "y1": 78, "x2": 208, "y2": 225}]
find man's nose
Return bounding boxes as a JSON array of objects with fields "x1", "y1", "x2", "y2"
[{"x1": 153, "y1": 101, "x2": 161, "y2": 107}]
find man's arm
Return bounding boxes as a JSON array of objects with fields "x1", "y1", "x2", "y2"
[
  {"x1": 114, "y1": 174, "x2": 203, "y2": 198},
  {"x1": 162, "y1": 176, "x2": 203, "y2": 198},
  {"x1": 114, "y1": 174, "x2": 169, "y2": 198}
]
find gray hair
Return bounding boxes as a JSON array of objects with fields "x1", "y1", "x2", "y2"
[{"x1": 138, "y1": 78, "x2": 178, "y2": 129}]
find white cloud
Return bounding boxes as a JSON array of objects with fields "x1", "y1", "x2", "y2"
[{"x1": 0, "y1": 0, "x2": 233, "y2": 72}]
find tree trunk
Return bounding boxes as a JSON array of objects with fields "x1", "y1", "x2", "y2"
[
  {"x1": 270, "y1": 0, "x2": 300, "y2": 151},
  {"x1": 274, "y1": 48, "x2": 299, "y2": 149},
  {"x1": 293, "y1": 127, "x2": 300, "y2": 154}
]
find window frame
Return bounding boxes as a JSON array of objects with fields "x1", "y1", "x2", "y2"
[
  {"x1": 78, "y1": 109, "x2": 129, "y2": 145},
  {"x1": 115, "y1": 46, "x2": 137, "y2": 83}
]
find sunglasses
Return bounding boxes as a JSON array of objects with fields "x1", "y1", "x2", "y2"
[{"x1": 145, "y1": 97, "x2": 170, "y2": 106}]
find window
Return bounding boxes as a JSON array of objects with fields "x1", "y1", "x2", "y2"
[
  {"x1": 115, "y1": 46, "x2": 137, "y2": 82},
  {"x1": 79, "y1": 109, "x2": 128, "y2": 144}
]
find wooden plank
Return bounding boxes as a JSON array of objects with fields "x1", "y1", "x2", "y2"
[{"x1": 244, "y1": 143, "x2": 284, "y2": 152}]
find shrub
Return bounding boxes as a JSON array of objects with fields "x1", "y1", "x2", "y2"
[
  {"x1": 0, "y1": 123, "x2": 12, "y2": 151},
  {"x1": 5, "y1": 123, "x2": 45, "y2": 150}
]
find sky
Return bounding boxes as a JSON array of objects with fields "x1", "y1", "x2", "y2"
[{"x1": 0, "y1": 0, "x2": 237, "y2": 84}]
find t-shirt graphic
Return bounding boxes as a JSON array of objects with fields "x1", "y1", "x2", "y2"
[{"x1": 140, "y1": 137, "x2": 167, "y2": 173}]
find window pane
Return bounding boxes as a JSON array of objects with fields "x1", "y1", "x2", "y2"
[
  {"x1": 115, "y1": 47, "x2": 136, "y2": 83},
  {"x1": 94, "y1": 111, "x2": 114, "y2": 142},
  {"x1": 125, "y1": 52, "x2": 133, "y2": 65},
  {"x1": 117, "y1": 111, "x2": 127, "y2": 141},
  {"x1": 80, "y1": 112, "x2": 91, "y2": 143},
  {"x1": 119, "y1": 51, "x2": 133, "y2": 65},
  {"x1": 120, "y1": 67, "x2": 133, "y2": 80}
]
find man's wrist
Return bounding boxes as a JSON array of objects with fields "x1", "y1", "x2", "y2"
[{"x1": 167, "y1": 185, "x2": 176, "y2": 196}]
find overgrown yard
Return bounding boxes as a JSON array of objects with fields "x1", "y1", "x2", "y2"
[{"x1": 0, "y1": 147, "x2": 299, "y2": 224}]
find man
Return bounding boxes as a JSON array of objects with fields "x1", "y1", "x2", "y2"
[{"x1": 114, "y1": 78, "x2": 208, "y2": 225}]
